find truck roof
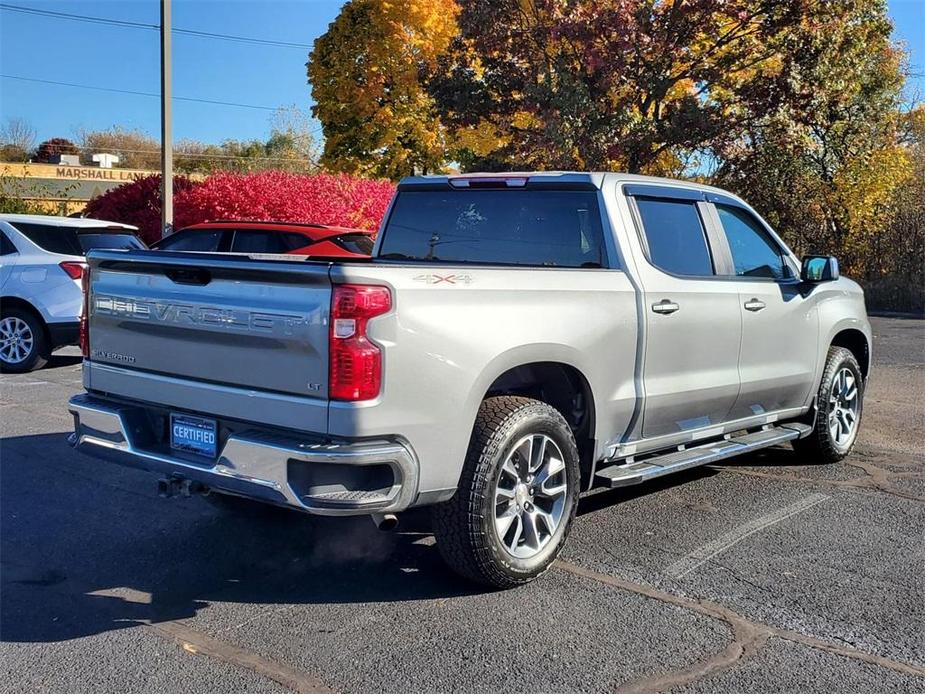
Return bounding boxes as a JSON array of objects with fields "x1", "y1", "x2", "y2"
[{"x1": 397, "y1": 171, "x2": 737, "y2": 199}]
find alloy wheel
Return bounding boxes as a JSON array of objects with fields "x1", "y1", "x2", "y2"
[
  {"x1": 493, "y1": 433, "x2": 568, "y2": 559},
  {"x1": 828, "y1": 367, "x2": 860, "y2": 446},
  {"x1": 0, "y1": 317, "x2": 35, "y2": 365}
]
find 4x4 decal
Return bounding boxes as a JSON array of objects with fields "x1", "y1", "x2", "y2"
[{"x1": 412, "y1": 273, "x2": 474, "y2": 285}]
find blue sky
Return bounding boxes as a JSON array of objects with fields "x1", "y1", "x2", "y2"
[{"x1": 1, "y1": 0, "x2": 923, "y2": 146}]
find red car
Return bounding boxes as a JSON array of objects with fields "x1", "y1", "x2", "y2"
[{"x1": 150, "y1": 220, "x2": 375, "y2": 258}]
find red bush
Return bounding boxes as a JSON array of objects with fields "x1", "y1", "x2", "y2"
[
  {"x1": 174, "y1": 171, "x2": 395, "y2": 234},
  {"x1": 84, "y1": 171, "x2": 395, "y2": 245},
  {"x1": 84, "y1": 174, "x2": 199, "y2": 244}
]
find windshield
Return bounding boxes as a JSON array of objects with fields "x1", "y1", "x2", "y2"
[{"x1": 378, "y1": 190, "x2": 608, "y2": 268}]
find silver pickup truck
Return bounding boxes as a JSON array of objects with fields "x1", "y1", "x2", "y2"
[{"x1": 68, "y1": 172, "x2": 871, "y2": 587}]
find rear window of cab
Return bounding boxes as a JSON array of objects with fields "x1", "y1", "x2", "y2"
[{"x1": 378, "y1": 190, "x2": 608, "y2": 268}]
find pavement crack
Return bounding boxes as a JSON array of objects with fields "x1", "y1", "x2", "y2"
[
  {"x1": 0, "y1": 559, "x2": 333, "y2": 694},
  {"x1": 555, "y1": 560, "x2": 925, "y2": 691},
  {"x1": 149, "y1": 619, "x2": 332, "y2": 694}
]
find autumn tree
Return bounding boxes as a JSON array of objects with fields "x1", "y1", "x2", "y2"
[
  {"x1": 308, "y1": 0, "x2": 460, "y2": 179},
  {"x1": 431, "y1": 1, "x2": 832, "y2": 173},
  {"x1": 77, "y1": 126, "x2": 161, "y2": 169},
  {"x1": 713, "y1": 0, "x2": 908, "y2": 276},
  {"x1": 33, "y1": 137, "x2": 79, "y2": 163}
]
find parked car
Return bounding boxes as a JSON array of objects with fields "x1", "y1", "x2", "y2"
[
  {"x1": 0, "y1": 213, "x2": 144, "y2": 372},
  {"x1": 150, "y1": 220, "x2": 375, "y2": 258},
  {"x1": 68, "y1": 173, "x2": 871, "y2": 587}
]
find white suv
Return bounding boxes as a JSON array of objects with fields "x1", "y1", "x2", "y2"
[{"x1": 0, "y1": 214, "x2": 144, "y2": 372}]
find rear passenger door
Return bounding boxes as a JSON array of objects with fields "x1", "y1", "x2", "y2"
[
  {"x1": 626, "y1": 187, "x2": 742, "y2": 439},
  {"x1": 707, "y1": 201, "x2": 818, "y2": 417}
]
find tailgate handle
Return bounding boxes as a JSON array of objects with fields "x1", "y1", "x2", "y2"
[{"x1": 165, "y1": 268, "x2": 212, "y2": 285}]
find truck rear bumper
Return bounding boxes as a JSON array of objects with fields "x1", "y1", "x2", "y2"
[{"x1": 67, "y1": 394, "x2": 419, "y2": 516}]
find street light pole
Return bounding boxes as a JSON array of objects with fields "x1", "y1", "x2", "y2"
[{"x1": 160, "y1": 0, "x2": 173, "y2": 238}]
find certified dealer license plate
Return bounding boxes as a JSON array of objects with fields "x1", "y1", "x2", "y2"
[{"x1": 170, "y1": 414, "x2": 217, "y2": 458}]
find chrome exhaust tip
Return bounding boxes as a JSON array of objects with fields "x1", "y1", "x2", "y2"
[{"x1": 371, "y1": 512, "x2": 398, "y2": 531}]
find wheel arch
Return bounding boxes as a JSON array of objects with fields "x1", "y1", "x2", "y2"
[
  {"x1": 830, "y1": 328, "x2": 870, "y2": 379},
  {"x1": 482, "y1": 360, "x2": 597, "y2": 488}
]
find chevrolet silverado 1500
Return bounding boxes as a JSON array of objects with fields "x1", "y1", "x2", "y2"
[{"x1": 68, "y1": 172, "x2": 871, "y2": 587}]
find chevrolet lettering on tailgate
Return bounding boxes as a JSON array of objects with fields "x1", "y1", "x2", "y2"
[{"x1": 93, "y1": 295, "x2": 311, "y2": 335}]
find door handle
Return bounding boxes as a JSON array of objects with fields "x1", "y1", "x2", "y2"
[
  {"x1": 744, "y1": 298, "x2": 766, "y2": 312},
  {"x1": 652, "y1": 299, "x2": 680, "y2": 315}
]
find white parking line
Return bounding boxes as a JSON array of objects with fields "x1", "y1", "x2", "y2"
[{"x1": 666, "y1": 493, "x2": 830, "y2": 579}]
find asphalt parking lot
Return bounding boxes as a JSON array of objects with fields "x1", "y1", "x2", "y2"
[{"x1": 1, "y1": 316, "x2": 923, "y2": 693}]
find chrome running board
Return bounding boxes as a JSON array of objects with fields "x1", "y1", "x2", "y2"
[{"x1": 594, "y1": 423, "x2": 812, "y2": 489}]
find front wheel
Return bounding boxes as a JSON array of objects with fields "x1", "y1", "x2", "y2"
[
  {"x1": 793, "y1": 346, "x2": 864, "y2": 463},
  {"x1": 432, "y1": 396, "x2": 581, "y2": 588}
]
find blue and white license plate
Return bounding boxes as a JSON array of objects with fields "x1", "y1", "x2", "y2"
[{"x1": 170, "y1": 414, "x2": 217, "y2": 458}]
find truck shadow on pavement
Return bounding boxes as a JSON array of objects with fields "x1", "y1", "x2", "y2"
[
  {"x1": 0, "y1": 433, "x2": 812, "y2": 644},
  {"x1": 0, "y1": 432, "x2": 488, "y2": 644}
]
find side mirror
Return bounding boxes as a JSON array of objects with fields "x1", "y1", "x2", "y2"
[{"x1": 801, "y1": 255, "x2": 839, "y2": 283}]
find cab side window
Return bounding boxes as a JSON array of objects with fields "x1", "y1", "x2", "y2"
[
  {"x1": 635, "y1": 198, "x2": 714, "y2": 276},
  {"x1": 716, "y1": 205, "x2": 788, "y2": 280}
]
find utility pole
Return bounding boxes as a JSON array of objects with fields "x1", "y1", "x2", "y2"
[{"x1": 160, "y1": 0, "x2": 173, "y2": 238}]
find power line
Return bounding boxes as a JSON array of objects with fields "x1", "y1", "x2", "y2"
[
  {"x1": 2, "y1": 74, "x2": 285, "y2": 113},
  {"x1": 0, "y1": 2, "x2": 155, "y2": 29},
  {"x1": 64, "y1": 144, "x2": 318, "y2": 165},
  {"x1": 0, "y1": 3, "x2": 313, "y2": 49},
  {"x1": 2, "y1": 73, "x2": 326, "y2": 135}
]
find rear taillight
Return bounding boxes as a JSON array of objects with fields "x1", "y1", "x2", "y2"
[
  {"x1": 59, "y1": 261, "x2": 86, "y2": 280},
  {"x1": 79, "y1": 266, "x2": 90, "y2": 358},
  {"x1": 329, "y1": 284, "x2": 391, "y2": 401}
]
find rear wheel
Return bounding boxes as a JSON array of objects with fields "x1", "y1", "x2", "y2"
[
  {"x1": 793, "y1": 346, "x2": 864, "y2": 463},
  {"x1": 432, "y1": 396, "x2": 580, "y2": 588},
  {"x1": 0, "y1": 308, "x2": 49, "y2": 373}
]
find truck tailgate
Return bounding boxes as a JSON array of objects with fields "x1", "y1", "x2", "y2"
[{"x1": 84, "y1": 250, "x2": 331, "y2": 431}]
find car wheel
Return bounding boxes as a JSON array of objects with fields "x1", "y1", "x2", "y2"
[
  {"x1": 793, "y1": 346, "x2": 864, "y2": 463},
  {"x1": 0, "y1": 308, "x2": 49, "y2": 373},
  {"x1": 432, "y1": 396, "x2": 581, "y2": 588}
]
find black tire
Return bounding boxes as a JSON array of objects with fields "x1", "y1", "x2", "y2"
[
  {"x1": 432, "y1": 396, "x2": 581, "y2": 588},
  {"x1": 0, "y1": 307, "x2": 49, "y2": 373},
  {"x1": 793, "y1": 346, "x2": 864, "y2": 464}
]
